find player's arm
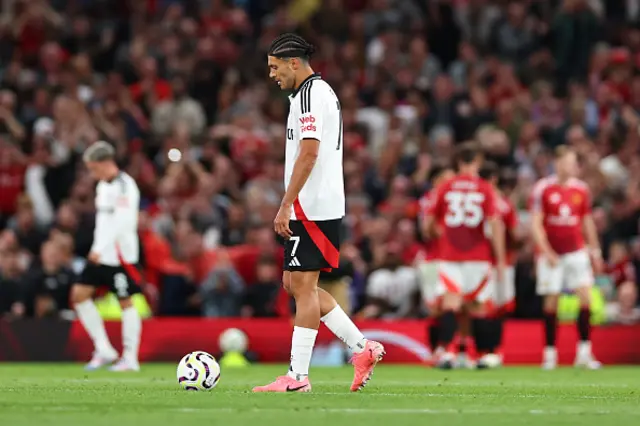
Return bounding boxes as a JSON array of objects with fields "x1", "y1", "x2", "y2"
[
  {"x1": 486, "y1": 189, "x2": 506, "y2": 268},
  {"x1": 280, "y1": 90, "x2": 326, "y2": 208},
  {"x1": 89, "y1": 187, "x2": 139, "y2": 261},
  {"x1": 281, "y1": 138, "x2": 319, "y2": 207},
  {"x1": 530, "y1": 184, "x2": 558, "y2": 262},
  {"x1": 422, "y1": 187, "x2": 443, "y2": 239},
  {"x1": 581, "y1": 188, "x2": 601, "y2": 263}
]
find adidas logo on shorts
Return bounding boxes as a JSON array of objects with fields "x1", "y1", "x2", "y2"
[{"x1": 289, "y1": 257, "x2": 301, "y2": 267}]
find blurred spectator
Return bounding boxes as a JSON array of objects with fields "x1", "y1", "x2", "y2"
[
  {"x1": 0, "y1": 247, "x2": 25, "y2": 318},
  {"x1": 199, "y1": 250, "x2": 245, "y2": 317},
  {"x1": 242, "y1": 256, "x2": 281, "y2": 318},
  {"x1": 23, "y1": 239, "x2": 75, "y2": 318},
  {"x1": 0, "y1": 0, "x2": 639, "y2": 322}
]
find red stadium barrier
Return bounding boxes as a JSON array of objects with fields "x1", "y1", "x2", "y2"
[
  {"x1": 1, "y1": 319, "x2": 638, "y2": 364},
  {"x1": 67, "y1": 319, "x2": 640, "y2": 365}
]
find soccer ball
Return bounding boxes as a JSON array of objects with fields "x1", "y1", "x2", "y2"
[
  {"x1": 177, "y1": 351, "x2": 221, "y2": 391},
  {"x1": 219, "y1": 328, "x2": 248, "y2": 353}
]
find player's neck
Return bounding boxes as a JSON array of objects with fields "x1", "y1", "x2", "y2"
[
  {"x1": 293, "y1": 68, "x2": 315, "y2": 91},
  {"x1": 104, "y1": 167, "x2": 120, "y2": 182},
  {"x1": 556, "y1": 174, "x2": 571, "y2": 185},
  {"x1": 458, "y1": 166, "x2": 477, "y2": 177}
]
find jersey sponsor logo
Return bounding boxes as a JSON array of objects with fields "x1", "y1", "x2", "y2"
[
  {"x1": 300, "y1": 115, "x2": 317, "y2": 133},
  {"x1": 547, "y1": 203, "x2": 579, "y2": 226}
]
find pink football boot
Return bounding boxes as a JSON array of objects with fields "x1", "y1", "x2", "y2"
[
  {"x1": 350, "y1": 340, "x2": 385, "y2": 392},
  {"x1": 252, "y1": 375, "x2": 311, "y2": 393}
]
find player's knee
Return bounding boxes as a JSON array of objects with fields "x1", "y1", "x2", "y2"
[
  {"x1": 441, "y1": 293, "x2": 462, "y2": 311},
  {"x1": 282, "y1": 272, "x2": 292, "y2": 294},
  {"x1": 575, "y1": 287, "x2": 591, "y2": 306},
  {"x1": 71, "y1": 284, "x2": 93, "y2": 305},
  {"x1": 288, "y1": 272, "x2": 319, "y2": 300},
  {"x1": 543, "y1": 295, "x2": 559, "y2": 313}
]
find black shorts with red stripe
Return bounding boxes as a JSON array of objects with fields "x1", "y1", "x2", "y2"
[
  {"x1": 284, "y1": 219, "x2": 341, "y2": 272},
  {"x1": 78, "y1": 263, "x2": 142, "y2": 299}
]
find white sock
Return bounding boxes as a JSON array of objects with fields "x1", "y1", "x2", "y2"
[
  {"x1": 76, "y1": 299, "x2": 114, "y2": 355},
  {"x1": 321, "y1": 305, "x2": 366, "y2": 353},
  {"x1": 577, "y1": 340, "x2": 591, "y2": 354},
  {"x1": 121, "y1": 306, "x2": 142, "y2": 363},
  {"x1": 287, "y1": 326, "x2": 318, "y2": 380}
]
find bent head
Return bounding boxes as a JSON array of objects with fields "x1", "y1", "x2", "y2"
[
  {"x1": 267, "y1": 33, "x2": 315, "y2": 91},
  {"x1": 455, "y1": 141, "x2": 484, "y2": 174},
  {"x1": 479, "y1": 160, "x2": 500, "y2": 186},
  {"x1": 83, "y1": 141, "x2": 118, "y2": 181},
  {"x1": 554, "y1": 145, "x2": 579, "y2": 180}
]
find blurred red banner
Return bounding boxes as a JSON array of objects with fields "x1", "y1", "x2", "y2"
[
  {"x1": 63, "y1": 319, "x2": 640, "y2": 365},
  {"x1": 1, "y1": 319, "x2": 638, "y2": 364}
]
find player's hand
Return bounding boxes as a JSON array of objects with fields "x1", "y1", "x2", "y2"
[
  {"x1": 274, "y1": 203, "x2": 293, "y2": 239},
  {"x1": 591, "y1": 250, "x2": 604, "y2": 274},
  {"x1": 545, "y1": 250, "x2": 559, "y2": 267},
  {"x1": 87, "y1": 252, "x2": 100, "y2": 264}
]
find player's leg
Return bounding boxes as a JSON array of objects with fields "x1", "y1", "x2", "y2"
[
  {"x1": 418, "y1": 260, "x2": 442, "y2": 359},
  {"x1": 435, "y1": 262, "x2": 464, "y2": 369},
  {"x1": 317, "y1": 287, "x2": 384, "y2": 391},
  {"x1": 566, "y1": 250, "x2": 601, "y2": 369},
  {"x1": 71, "y1": 265, "x2": 117, "y2": 370},
  {"x1": 536, "y1": 256, "x2": 563, "y2": 370},
  {"x1": 463, "y1": 262, "x2": 495, "y2": 369},
  {"x1": 108, "y1": 267, "x2": 143, "y2": 372},
  {"x1": 454, "y1": 309, "x2": 475, "y2": 369}
]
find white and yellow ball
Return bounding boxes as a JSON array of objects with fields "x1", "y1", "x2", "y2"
[{"x1": 177, "y1": 351, "x2": 221, "y2": 391}]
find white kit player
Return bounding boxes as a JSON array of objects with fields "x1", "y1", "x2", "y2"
[
  {"x1": 254, "y1": 34, "x2": 384, "y2": 393},
  {"x1": 71, "y1": 141, "x2": 143, "y2": 372},
  {"x1": 530, "y1": 145, "x2": 602, "y2": 369},
  {"x1": 423, "y1": 142, "x2": 506, "y2": 369}
]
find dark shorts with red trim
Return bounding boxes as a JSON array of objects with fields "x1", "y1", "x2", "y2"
[
  {"x1": 284, "y1": 219, "x2": 341, "y2": 272},
  {"x1": 78, "y1": 263, "x2": 142, "y2": 299}
]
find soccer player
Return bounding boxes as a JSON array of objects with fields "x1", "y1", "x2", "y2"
[
  {"x1": 423, "y1": 142, "x2": 505, "y2": 369},
  {"x1": 417, "y1": 165, "x2": 454, "y2": 361},
  {"x1": 253, "y1": 34, "x2": 384, "y2": 393},
  {"x1": 71, "y1": 141, "x2": 143, "y2": 372},
  {"x1": 530, "y1": 145, "x2": 602, "y2": 369},
  {"x1": 477, "y1": 161, "x2": 520, "y2": 369}
]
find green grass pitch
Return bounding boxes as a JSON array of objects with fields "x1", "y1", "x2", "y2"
[{"x1": 0, "y1": 364, "x2": 639, "y2": 426}]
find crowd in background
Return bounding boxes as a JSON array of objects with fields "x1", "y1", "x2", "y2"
[{"x1": 1, "y1": 0, "x2": 640, "y2": 322}]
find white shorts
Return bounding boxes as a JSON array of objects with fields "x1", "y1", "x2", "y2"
[
  {"x1": 437, "y1": 261, "x2": 494, "y2": 303},
  {"x1": 493, "y1": 265, "x2": 516, "y2": 309},
  {"x1": 536, "y1": 249, "x2": 594, "y2": 296},
  {"x1": 417, "y1": 261, "x2": 439, "y2": 307}
]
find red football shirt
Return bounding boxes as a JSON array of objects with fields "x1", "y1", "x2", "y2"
[
  {"x1": 497, "y1": 193, "x2": 518, "y2": 265},
  {"x1": 530, "y1": 176, "x2": 590, "y2": 255},
  {"x1": 426, "y1": 174, "x2": 497, "y2": 262}
]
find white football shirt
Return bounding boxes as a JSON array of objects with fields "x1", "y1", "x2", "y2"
[
  {"x1": 285, "y1": 73, "x2": 345, "y2": 221},
  {"x1": 90, "y1": 172, "x2": 140, "y2": 266}
]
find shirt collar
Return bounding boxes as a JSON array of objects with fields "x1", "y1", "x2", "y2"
[{"x1": 289, "y1": 73, "x2": 321, "y2": 99}]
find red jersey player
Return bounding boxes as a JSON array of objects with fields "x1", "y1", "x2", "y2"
[
  {"x1": 530, "y1": 146, "x2": 602, "y2": 370},
  {"x1": 417, "y1": 165, "x2": 454, "y2": 360},
  {"x1": 424, "y1": 142, "x2": 506, "y2": 369},
  {"x1": 478, "y1": 161, "x2": 520, "y2": 369}
]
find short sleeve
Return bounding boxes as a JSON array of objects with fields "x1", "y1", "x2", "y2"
[
  {"x1": 298, "y1": 82, "x2": 324, "y2": 141},
  {"x1": 483, "y1": 184, "x2": 497, "y2": 217}
]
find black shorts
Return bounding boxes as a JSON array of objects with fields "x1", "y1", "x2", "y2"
[
  {"x1": 283, "y1": 219, "x2": 341, "y2": 272},
  {"x1": 78, "y1": 263, "x2": 142, "y2": 299}
]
